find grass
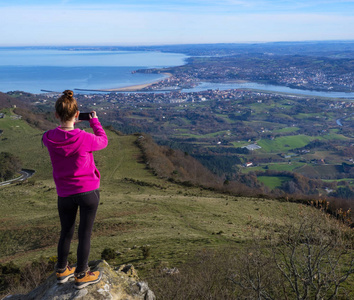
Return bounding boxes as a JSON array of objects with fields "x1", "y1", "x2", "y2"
[
  {"x1": 1, "y1": 177, "x2": 305, "y2": 270},
  {"x1": 272, "y1": 126, "x2": 300, "y2": 134},
  {"x1": 294, "y1": 112, "x2": 320, "y2": 120},
  {"x1": 0, "y1": 110, "x2": 53, "y2": 179},
  {"x1": 267, "y1": 162, "x2": 305, "y2": 172},
  {"x1": 257, "y1": 135, "x2": 318, "y2": 153},
  {"x1": 322, "y1": 132, "x2": 350, "y2": 141},
  {"x1": 323, "y1": 178, "x2": 354, "y2": 187},
  {"x1": 257, "y1": 176, "x2": 292, "y2": 189},
  {"x1": 173, "y1": 130, "x2": 231, "y2": 139},
  {"x1": 241, "y1": 162, "x2": 306, "y2": 174},
  {"x1": 231, "y1": 141, "x2": 249, "y2": 148},
  {"x1": 296, "y1": 164, "x2": 344, "y2": 179}
]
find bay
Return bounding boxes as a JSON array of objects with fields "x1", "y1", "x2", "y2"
[
  {"x1": 0, "y1": 49, "x2": 187, "y2": 94},
  {"x1": 1, "y1": 48, "x2": 353, "y2": 99}
]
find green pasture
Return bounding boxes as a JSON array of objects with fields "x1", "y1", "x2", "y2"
[
  {"x1": 323, "y1": 178, "x2": 354, "y2": 187},
  {"x1": 241, "y1": 162, "x2": 305, "y2": 174},
  {"x1": 272, "y1": 113, "x2": 295, "y2": 122},
  {"x1": 322, "y1": 132, "x2": 350, "y2": 141},
  {"x1": 296, "y1": 164, "x2": 344, "y2": 179},
  {"x1": 294, "y1": 112, "x2": 321, "y2": 120},
  {"x1": 249, "y1": 102, "x2": 273, "y2": 113},
  {"x1": 179, "y1": 117, "x2": 193, "y2": 125},
  {"x1": 128, "y1": 115, "x2": 155, "y2": 121},
  {"x1": 257, "y1": 176, "x2": 292, "y2": 189},
  {"x1": 329, "y1": 128, "x2": 341, "y2": 134},
  {"x1": 215, "y1": 113, "x2": 233, "y2": 124},
  {"x1": 272, "y1": 127, "x2": 300, "y2": 134},
  {"x1": 174, "y1": 130, "x2": 231, "y2": 139},
  {"x1": 257, "y1": 135, "x2": 318, "y2": 153},
  {"x1": 266, "y1": 162, "x2": 305, "y2": 172},
  {"x1": 0, "y1": 110, "x2": 53, "y2": 179},
  {"x1": 231, "y1": 141, "x2": 249, "y2": 148}
]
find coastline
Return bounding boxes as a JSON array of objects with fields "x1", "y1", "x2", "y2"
[
  {"x1": 104, "y1": 72, "x2": 173, "y2": 92},
  {"x1": 106, "y1": 82, "x2": 155, "y2": 92},
  {"x1": 74, "y1": 81, "x2": 161, "y2": 93}
]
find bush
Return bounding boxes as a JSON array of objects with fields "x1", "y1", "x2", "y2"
[
  {"x1": 101, "y1": 247, "x2": 117, "y2": 260},
  {"x1": 141, "y1": 245, "x2": 151, "y2": 260},
  {"x1": 0, "y1": 262, "x2": 21, "y2": 292},
  {"x1": 0, "y1": 257, "x2": 55, "y2": 297},
  {"x1": 0, "y1": 152, "x2": 22, "y2": 181}
]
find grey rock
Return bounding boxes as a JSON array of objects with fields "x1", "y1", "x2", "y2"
[{"x1": 4, "y1": 260, "x2": 155, "y2": 300}]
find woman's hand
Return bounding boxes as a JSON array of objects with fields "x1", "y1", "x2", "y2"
[{"x1": 90, "y1": 111, "x2": 98, "y2": 119}]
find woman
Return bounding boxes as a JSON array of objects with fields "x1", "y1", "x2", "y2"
[{"x1": 43, "y1": 90, "x2": 108, "y2": 289}]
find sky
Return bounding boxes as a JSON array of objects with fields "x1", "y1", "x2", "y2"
[{"x1": 1, "y1": 0, "x2": 354, "y2": 46}]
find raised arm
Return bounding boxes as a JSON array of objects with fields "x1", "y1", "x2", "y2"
[{"x1": 89, "y1": 112, "x2": 108, "y2": 151}]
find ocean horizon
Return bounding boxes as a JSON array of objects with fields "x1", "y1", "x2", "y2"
[
  {"x1": 1, "y1": 48, "x2": 353, "y2": 99},
  {"x1": 0, "y1": 49, "x2": 188, "y2": 94}
]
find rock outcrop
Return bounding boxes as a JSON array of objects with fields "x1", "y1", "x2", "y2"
[{"x1": 4, "y1": 260, "x2": 155, "y2": 300}]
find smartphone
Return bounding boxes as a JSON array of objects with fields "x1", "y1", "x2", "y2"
[{"x1": 78, "y1": 112, "x2": 92, "y2": 120}]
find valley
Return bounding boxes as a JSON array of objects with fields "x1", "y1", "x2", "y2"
[{"x1": 31, "y1": 85, "x2": 354, "y2": 198}]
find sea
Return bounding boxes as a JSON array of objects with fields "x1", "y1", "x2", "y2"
[
  {"x1": 0, "y1": 48, "x2": 188, "y2": 94},
  {"x1": 0, "y1": 48, "x2": 353, "y2": 99}
]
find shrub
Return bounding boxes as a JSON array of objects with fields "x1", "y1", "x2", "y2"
[
  {"x1": 0, "y1": 257, "x2": 55, "y2": 297},
  {"x1": 101, "y1": 247, "x2": 117, "y2": 260},
  {"x1": 141, "y1": 245, "x2": 151, "y2": 260}
]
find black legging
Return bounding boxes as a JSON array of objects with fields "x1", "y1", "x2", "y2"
[{"x1": 57, "y1": 190, "x2": 100, "y2": 273}]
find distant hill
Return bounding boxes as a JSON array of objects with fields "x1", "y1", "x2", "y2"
[
  {"x1": 0, "y1": 92, "x2": 26, "y2": 109},
  {"x1": 0, "y1": 92, "x2": 55, "y2": 131},
  {"x1": 51, "y1": 41, "x2": 354, "y2": 57}
]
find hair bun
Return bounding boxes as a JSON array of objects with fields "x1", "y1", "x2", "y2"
[{"x1": 63, "y1": 90, "x2": 74, "y2": 98}]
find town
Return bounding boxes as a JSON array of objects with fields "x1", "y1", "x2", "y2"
[{"x1": 136, "y1": 53, "x2": 354, "y2": 93}]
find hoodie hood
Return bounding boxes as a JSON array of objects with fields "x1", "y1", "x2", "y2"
[{"x1": 43, "y1": 127, "x2": 85, "y2": 157}]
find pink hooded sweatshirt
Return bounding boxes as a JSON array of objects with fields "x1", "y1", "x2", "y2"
[{"x1": 43, "y1": 118, "x2": 108, "y2": 197}]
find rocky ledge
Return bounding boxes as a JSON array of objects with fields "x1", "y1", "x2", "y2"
[{"x1": 4, "y1": 260, "x2": 155, "y2": 300}]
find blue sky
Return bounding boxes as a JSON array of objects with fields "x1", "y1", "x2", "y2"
[{"x1": 1, "y1": 0, "x2": 353, "y2": 46}]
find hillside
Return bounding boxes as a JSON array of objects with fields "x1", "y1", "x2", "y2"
[
  {"x1": 0, "y1": 109, "x2": 353, "y2": 298},
  {"x1": 0, "y1": 110, "x2": 300, "y2": 263}
]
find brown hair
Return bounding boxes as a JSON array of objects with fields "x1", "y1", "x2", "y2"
[{"x1": 55, "y1": 90, "x2": 78, "y2": 122}]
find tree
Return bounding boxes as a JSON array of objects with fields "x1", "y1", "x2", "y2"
[
  {"x1": 0, "y1": 152, "x2": 22, "y2": 181},
  {"x1": 272, "y1": 211, "x2": 354, "y2": 299},
  {"x1": 231, "y1": 209, "x2": 354, "y2": 299},
  {"x1": 330, "y1": 186, "x2": 354, "y2": 200}
]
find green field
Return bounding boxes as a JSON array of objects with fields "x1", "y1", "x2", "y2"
[
  {"x1": 296, "y1": 164, "x2": 343, "y2": 179},
  {"x1": 257, "y1": 175, "x2": 292, "y2": 189},
  {"x1": 257, "y1": 135, "x2": 318, "y2": 153},
  {"x1": 242, "y1": 162, "x2": 306, "y2": 174},
  {"x1": 174, "y1": 130, "x2": 230, "y2": 139},
  {"x1": 272, "y1": 126, "x2": 300, "y2": 134},
  {"x1": 323, "y1": 178, "x2": 354, "y2": 187}
]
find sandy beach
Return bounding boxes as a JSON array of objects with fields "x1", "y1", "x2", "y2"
[
  {"x1": 106, "y1": 82, "x2": 155, "y2": 92},
  {"x1": 103, "y1": 72, "x2": 173, "y2": 92}
]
